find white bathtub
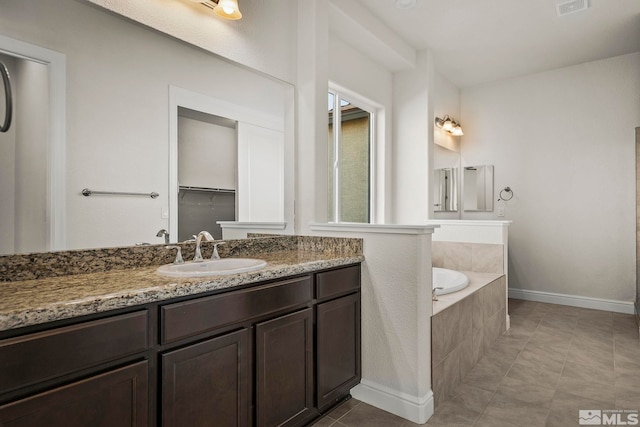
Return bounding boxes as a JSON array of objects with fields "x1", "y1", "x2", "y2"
[{"x1": 433, "y1": 267, "x2": 469, "y2": 295}]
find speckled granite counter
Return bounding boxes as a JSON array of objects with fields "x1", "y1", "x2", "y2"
[{"x1": 0, "y1": 236, "x2": 364, "y2": 332}]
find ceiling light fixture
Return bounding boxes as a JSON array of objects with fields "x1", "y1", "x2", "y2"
[
  {"x1": 188, "y1": 0, "x2": 242, "y2": 20},
  {"x1": 435, "y1": 115, "x2": 464, "y2": 136}
]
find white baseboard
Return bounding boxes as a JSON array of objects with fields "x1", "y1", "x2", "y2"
[
  {"x1": 508, "y1": 288, "x2": 635, "y2": 314},
  {"x1": 350, "y1": 380, "x2": 434, "y2": 424}
]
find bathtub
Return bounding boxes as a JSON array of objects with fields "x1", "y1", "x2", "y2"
[{"x1": 433, "y1": 267, "x2": 469, "y2": 295}]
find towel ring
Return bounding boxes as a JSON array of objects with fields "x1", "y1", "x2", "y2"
[
  {"x1": 0, "y1": 62, "x2": 12, "y2": 133},
  {"x1": 498, "y1": 187, "x2": 513, "y2": 201}
]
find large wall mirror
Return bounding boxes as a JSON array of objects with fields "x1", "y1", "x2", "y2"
[
  {"x1": 0, "y1": 0, "x2": 294, "y2": 255},
  {"x1": 463, "y1": 165, "x2": 494, "y2": 212}
]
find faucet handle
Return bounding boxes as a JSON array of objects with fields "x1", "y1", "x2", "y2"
[
  {"x1": 165, "y1": 245, "x2": 184, "y2": 264},
  {"x1": 211, "y1": 241, "x2": 226, "y2": 260},
  {"x1": 432, "y1": 287, "x2": 444, "y2": 301}
]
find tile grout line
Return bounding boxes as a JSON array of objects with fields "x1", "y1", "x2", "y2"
[
  {"x1": 331, "y1": 400, "x2": 361, "y2": 425},
  {"x1": 540, "y1": 309, "x2": 578, "y2": 426},
  {"x1": 470, "y1": 305, "x2": 545, "y2": 426}
]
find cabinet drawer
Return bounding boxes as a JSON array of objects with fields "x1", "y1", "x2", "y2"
[
  {"x1": 0, "y1": 361, "x2": 148, "y2": 427},
  {"x1": 0, "y1": 311, "x2": 149, "y2": 395},
  {"x1": 315, "y1": 265, "x2": 360, "y2": 300},
  {"x1": 161, "y1": 276, "x2": 312, "y2": 344}
]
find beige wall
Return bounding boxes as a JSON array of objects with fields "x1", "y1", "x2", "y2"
[{"x1": 461, "y1": 53, "x2": 640, "y2": 303}]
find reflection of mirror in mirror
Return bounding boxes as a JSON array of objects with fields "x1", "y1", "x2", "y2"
[
  {"x1": 0, "y1": 0, "x2": 294, "y2": 255},
  {"x1": 433, "y1": 168, "x2": 458, "y2": 212},
  {"x1": 463, "y1": 165, "x2": 494, "y2": 212}
]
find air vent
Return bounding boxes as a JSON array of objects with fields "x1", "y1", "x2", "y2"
[{"x1": 556, "y1": 0, "x2": 588, "y2": 16}]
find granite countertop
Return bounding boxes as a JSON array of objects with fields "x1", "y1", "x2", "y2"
[{"x1": 0, "y1": 248, "x2": 364, "y2": 332}]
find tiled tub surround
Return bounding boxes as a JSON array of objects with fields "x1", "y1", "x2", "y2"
[
  {"x1": 0, "y1": 235, "x2": 363, "y2": 331},
  {"x1": 432, "y1": 274, "x2": 507, "y2": 408},
  {"x1": 432, "y1": 241, "x2": 504, "y2": 274}
]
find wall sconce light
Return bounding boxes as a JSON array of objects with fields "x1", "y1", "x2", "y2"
[
  {"x1": 188, "y1": 0, "x2": 243, "y2": 20},
  {"x1": 435, "y1": 115, "x2": 464, "y2": 136}
]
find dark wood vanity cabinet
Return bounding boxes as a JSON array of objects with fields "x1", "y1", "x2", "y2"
[
  {"x1": 316, "y1": 293, "x2": 361, "y2": 412},
  {"x1": 256, "y1": 308, "x2": 314, "y2": 427},
  {"x1": 315, "y1": 265, "x2": 362, "y2": 412},
  {"x1": 0, "y1": 361, "x2": 149, "y2": 427},
  {"x1": 161, "y1": 329, "x2": 250, "y2": 427},
  {"x1": 0, "y1": 311, "x2": 150, "y2": 427},
  {"x1": 0, "y1": 263, "x2": 361, "y2": 427}
]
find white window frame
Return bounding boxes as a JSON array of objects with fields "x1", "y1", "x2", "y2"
[{"x1": 328, "y1": 83, "x2": 377, "y2": 224}]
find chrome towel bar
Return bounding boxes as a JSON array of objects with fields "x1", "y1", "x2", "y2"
[{"x1": 81, "y1": 188, "x2": 159, "y2": 199}]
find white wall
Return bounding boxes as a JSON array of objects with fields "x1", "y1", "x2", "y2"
[
  {"x1": 433, "y1": 71, "x2": 461, "y2": 153},
  {"x1": 309, "y1": 224, "x2": 435, "y2": 423},
  {"x1": 432, "y1": 70, "x2": 462, "y2": 220},
  {"x1": 178, "y1": 116, "x2": 236, "y2": 190},
  {"x1": 85, "y1": 0, "x2": 298, "y2": 84},
  {"x1": 392, "y1": 50, "x2": 434, "y2": 224},
  {"x1": 0, "y1": 0, "x2": 294, "y2": 250},
  {"x1": 461, "y1": 52, "x2": 640, "y2": 303}
]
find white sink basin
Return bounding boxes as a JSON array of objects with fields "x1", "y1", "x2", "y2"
[{"x1": 156, "y1": 258, "x2": 267, "y2": 277}]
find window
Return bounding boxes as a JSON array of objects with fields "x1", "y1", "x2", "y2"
[{"x1": 328, "y1": 89, "x2": 375, "y2": 223}]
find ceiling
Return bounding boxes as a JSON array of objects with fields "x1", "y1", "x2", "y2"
[{"x1": 352, "y1": 0, "x2": 640, "y2": 88}]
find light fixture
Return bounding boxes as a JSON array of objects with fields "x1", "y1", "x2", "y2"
[
  {"x1": 213, "y1": 0, "x2": 242, "y2": 20},
  {"x1": 435, "y1": 115, "x2": 464, "y2": 136},
  {"x1": 187, "y1": 0, "x2": 242, "y2": 20}
]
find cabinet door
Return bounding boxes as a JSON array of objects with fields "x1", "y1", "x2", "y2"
[
  {"x1": 316, "y1": 293, "x2": 361, "y2": 411},
  {"x1": 255, "y1": 309, "x2": 313, "y2": 427},
  {"x1": 0, "y1": 361, "x2": 148, "y2": 427},
  {"x1": 161, "y1": 329, "x2": 249, "y2": 427}
]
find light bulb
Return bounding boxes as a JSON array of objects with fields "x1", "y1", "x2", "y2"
[{"x1": 214, "y1": 0, "x2": 242, "y2": 20}]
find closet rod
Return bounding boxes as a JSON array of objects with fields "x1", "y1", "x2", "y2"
[{"x1": 179, "y1": 186, "x2": 235, "y2": 194}]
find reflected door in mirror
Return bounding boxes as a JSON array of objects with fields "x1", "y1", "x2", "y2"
[{"x1": 433, "y1": 168, "x2": 458, "y2": 212}]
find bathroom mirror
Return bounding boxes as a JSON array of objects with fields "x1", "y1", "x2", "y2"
[
  {"x1": 0, "y1": 0, "x2": 294, "y2": 255},
  {"x1": 433, "y1": 168, "x2": 458, "y2": 212},
  {"x1": 463, "y1": 165, "x2": 494, "y2": 212}
]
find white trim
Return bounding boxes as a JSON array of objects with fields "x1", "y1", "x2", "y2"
[
  {"x1": 350, "y1": 380, "x2": 434, "y2": 424},
  {"x1": 425, "y1": 219, "x2": 512, "y2": 226},
  {"x1": 310, "y1": 222, "x2": 437, "y2": 235},
  {"x1": 0, "y1": 35, "x2": 67, "y2": 251},
  {"x1": 217, "y1": 221, "x2": 286, "y2": 230},
  {"x1": 508, "y1": 288, "x2": 635, "y2": 314}
]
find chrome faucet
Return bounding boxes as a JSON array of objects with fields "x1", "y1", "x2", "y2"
[
  {"x1": 165, "y1": 245, "x2": 184, "y2": 264},
  {"x1": 211, "y1": 242, "x2": 226, "y2": 260},
  {"x1": 194, "y1": 231, "x2": 214, "y2": 262},
  {"x1": 156, "y1": 229, "x2": 170, "y2": 244}
]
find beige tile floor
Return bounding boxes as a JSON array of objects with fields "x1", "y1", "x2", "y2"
[{"x1": 314, "y1": 299, "x2": 640, "y2": 427}]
